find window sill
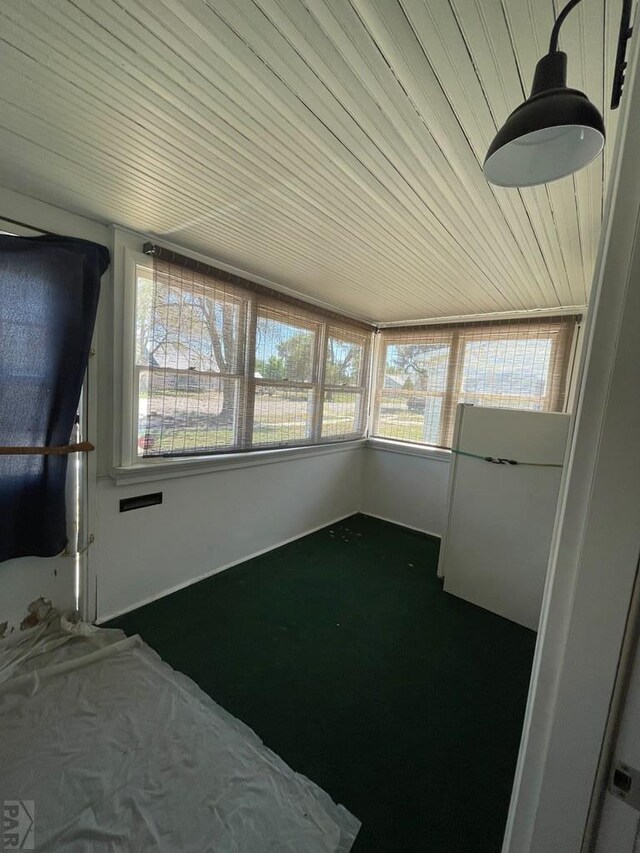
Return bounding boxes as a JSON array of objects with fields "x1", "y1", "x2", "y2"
[
  {"x1": 107, "y1": 439, "x2": 367, "y2": 486},
  {"x1": 366, "y1": 437, "x2": 451, "y2": 462}
]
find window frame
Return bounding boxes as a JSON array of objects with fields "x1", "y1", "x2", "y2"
[
  {"x1": 119, "y1": 243, "x2": 576, "y2": 468},
  {"x1": 372, "y1": 328, "x2": 454, "y2": 448},
  {"x1": 133, "y1": 259, "x2": 253, "y2": 457},
  {"x1": 319, "y1": 325, "x2": 370, "y2": 442},
  {"x1": 372, "y1": 318, "x2": 577, "y2": 448},
  {"x1": 251, "y1": 303, "x2": 323, "y2": 448},
  {"x1": 123, "y1": 251, "x2": 373, "y2": 465}
]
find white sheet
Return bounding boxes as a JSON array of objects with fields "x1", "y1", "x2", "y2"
[{"x1": 0, "y1": 614, "x2": 360, "y2": 852}]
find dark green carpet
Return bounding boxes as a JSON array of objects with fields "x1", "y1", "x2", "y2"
[{"x1": 106, "y1": 513, "x2": 536, "y2": 852}]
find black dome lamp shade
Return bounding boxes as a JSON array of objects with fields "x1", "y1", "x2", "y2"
[
  {"x1": 483, "y1": 51, "x2": 605, "y2": 187},
  {"x1": 483, "y1": 0, "x2": 633, "y2": 188}
]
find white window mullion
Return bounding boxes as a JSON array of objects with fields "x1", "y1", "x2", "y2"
[
  {"x1": 366, "y1": 329, "x2": 382, "y2": 438},
  {"x1": 238, "y1": 294, "x2": 258, "y2": 449},
  {"x1": 313, "y1": 321, "x2": 328, "y2": 442}
]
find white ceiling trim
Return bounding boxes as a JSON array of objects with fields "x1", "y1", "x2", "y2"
[{"x1": 376, "y1": 304, "x2": 587, "y2": 328}]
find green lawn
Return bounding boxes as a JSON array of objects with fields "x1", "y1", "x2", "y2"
[
  {"x1": 139, "y1": 391, "x2": 363, "y2": 455},
  {"x1": 373, "y1": 415, "x2": 430, "y2": 443}
]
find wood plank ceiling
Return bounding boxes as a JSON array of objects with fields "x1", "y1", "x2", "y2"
[{"x1": 0, "y1": 0, "x2": 622, "y2": 322}]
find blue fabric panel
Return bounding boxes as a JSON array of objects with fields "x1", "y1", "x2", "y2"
[{"x1": 0, "y1": 235, "x2": 109, "y2": 562}]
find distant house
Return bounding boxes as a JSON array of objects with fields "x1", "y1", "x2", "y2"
[
  {"x1": 383, "y1": 373, "x2": 411, "y2": 389},
  {"x1": 385, "y1": 347, "x2": 449, "y2": 392},
  {"x1": 146, "y1": 344, "x2": 221, "y2": 393},
  {"x1": 149, "y1": 343, "x2": 218, "y2": 372}
]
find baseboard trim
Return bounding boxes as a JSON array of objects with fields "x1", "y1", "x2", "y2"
[
  {"x1": 359, "y1": 511, "x2": 441, "y2": 541},
  {"x1": 96, "y1": 512, "x2": 359, "y2": 624}
]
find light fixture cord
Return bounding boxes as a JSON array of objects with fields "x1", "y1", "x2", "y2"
[{"x1": 549, "y1": 0, "x2": 585, "y2": 52}]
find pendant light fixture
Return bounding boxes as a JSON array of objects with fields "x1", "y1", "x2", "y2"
[{"x1": 483, "y1": 0, "x2": 634, "y2": 188}]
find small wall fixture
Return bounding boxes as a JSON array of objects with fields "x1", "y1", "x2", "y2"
[{"x1": 483, "y1": 0, "x2": 634, "y2": 187}]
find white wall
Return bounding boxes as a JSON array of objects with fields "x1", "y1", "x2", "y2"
[
  {"x1": 361, "y1": 441, "x2": 450, "y2": 537},
  {"x1": 95, "y1": 444, "x2": 363, "y2": 621}
]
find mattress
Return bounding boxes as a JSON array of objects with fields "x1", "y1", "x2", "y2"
[{"x1": 0, "y1": 614, "x2": 360, "y2": 852}]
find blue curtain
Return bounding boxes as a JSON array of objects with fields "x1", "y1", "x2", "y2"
[{"x1": 0, "y1": 235, "x2": 110, "y2": 562}]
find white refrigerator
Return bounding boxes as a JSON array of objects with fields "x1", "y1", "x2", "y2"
[{"x1": 439, "y1": 404, "x2": 570, "y2": 630}]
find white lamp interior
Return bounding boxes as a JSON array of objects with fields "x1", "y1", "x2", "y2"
[{"x1": 484, "y1": 124, "x2": 605, "y2": 187}]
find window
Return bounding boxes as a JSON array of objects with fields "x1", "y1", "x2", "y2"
[
  {"x1": 129, "y1": 247, "x2": 577, "y2": 461},
  {"x1": 372, "y1": 316, "x2": 577, "y2": 448},
  {"x1": 133, "y1": 252, "x2": 371, "y2": 459},
  {"x1": 321, "y1": 328, "x2": 368, "y2": 440},
  {"x1": 253, "y1": 307, "x2": 319, "y2": 447},
  {"x1": 135, "y1": 263, "x2": 249, "y2": 456}
]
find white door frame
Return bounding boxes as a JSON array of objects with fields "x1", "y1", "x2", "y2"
[{"x1": 503, "y1": 23, "x2": 640, "y2": 853}]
